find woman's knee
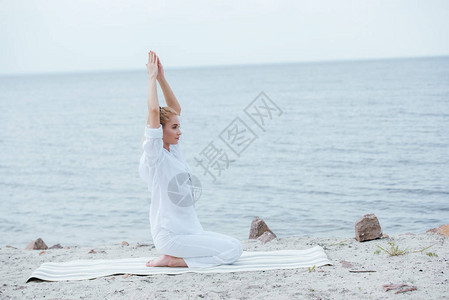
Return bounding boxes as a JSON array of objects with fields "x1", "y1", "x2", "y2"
[
  {"x1": 221, "y1": 240, "x2": 243, "y2": 264},
  {"x1": 231, "y1": 238, "x2": 243, "y2": 255}
]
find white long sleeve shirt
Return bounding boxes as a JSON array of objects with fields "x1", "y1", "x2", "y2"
[{"x1": 138, "y1": 115, "x2": 204, "y2": 239}]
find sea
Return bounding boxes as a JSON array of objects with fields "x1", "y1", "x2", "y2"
[{"x1": 1, "y1": 56, "x2": 448, "y2": 248}]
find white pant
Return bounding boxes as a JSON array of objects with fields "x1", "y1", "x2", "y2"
[{"x1": 153, "y1": 229, "x2": 243, "y2": 268}]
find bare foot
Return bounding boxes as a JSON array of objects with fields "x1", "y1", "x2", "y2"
[
  {"x1": 146, "y1": 254, "x2": 171, "y2": 267},
  {"x1": 168, "y1": 257, "x2": 188, "y2": 267},
  {"x1": 146, "y1": 255, "x2": 187, "y2": 267}
]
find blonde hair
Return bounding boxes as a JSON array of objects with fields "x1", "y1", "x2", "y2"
[
  {"x1": 141, "y1": 106, "x2": 179, "y2": 144},
  {"x1": 159, "y1": 106, "x2": 179, "y2": 126}
]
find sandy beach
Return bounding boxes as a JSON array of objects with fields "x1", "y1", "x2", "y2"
[{"x1": 0, "y1": 232, "x2": 447, "y2": 299}]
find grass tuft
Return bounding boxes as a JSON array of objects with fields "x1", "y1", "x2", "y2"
[
  {"x1": 376, "y1": 241, "x2": 408, "y2": 256},
  {"x1": 375, "y1": 240, "x2": 436, "y2": 257}
]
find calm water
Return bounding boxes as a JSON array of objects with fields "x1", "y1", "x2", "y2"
[{"x1": 1, "y1": 56, "x2": 448, "y2": 248}]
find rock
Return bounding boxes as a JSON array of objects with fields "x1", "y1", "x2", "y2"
[
  {"x1": 49, "y1": 244, "x2": 63, "y2": 249},
  {"x1": 88, "y1": 249, "x2": 97, "y2": 254},
  {"x1": 257, "y1": 231, "x2": 276, "y2": 243},
  {"x1": 39, "y1": 251, "x2": 46, "y2": 255},
  {"x1": 426, "y1": 224, "x2": 449, "y2": 237},
  {"x1": 5, "y1": 245, "x2": 17, "y2": 249},
  {"x1": 25, "y1": 238, "x2": 48, "y2": 250},
  {"x1": 355, "y1": 214, "x2": 382, "y2": 242},
  {"x1": 249, "y1": 216, "x2": 277, "y2": 239},
  {"x1": 121, "y1": 241, "x2": 129, "y2": 246}
]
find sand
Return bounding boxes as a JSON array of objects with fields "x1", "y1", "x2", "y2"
[{"x1": 1, "y1": 232, "x2": 447, "y2": 299}]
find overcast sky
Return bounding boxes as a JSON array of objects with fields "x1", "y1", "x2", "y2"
[{"x1": 1, "y1": 0, "x2": 448, "y2": 75}]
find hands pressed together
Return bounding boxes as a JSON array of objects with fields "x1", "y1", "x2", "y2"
[
  {"x1": 146, "y1": 50, "x2": 164, "y2": 81},
  {"x1": 145, "y1": 50, "x2": 181, "y2": 119}
]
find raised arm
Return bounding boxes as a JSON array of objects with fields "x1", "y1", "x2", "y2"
[
  {"x1": 156, "y1": 55, "x2": 181, "y2": 115},
  {"x1": 146, "y1": 51, "x2": 160, "y2": 128}
]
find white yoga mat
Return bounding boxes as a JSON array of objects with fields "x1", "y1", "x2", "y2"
[{"x1": 27, "y1": 246, "x2": 332, "y2": 282}]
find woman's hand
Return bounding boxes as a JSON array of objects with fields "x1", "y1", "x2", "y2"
[
  {"x1": 156, "y1": 55, "x2": 165, "y2": 81},
  {"x1": 146, "y1": 51, "x2": 158, "y2": 79}
]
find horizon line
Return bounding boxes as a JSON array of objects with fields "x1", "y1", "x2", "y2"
[{"x1": 1, "y1": 54, "x2": 448, "y2": 78}]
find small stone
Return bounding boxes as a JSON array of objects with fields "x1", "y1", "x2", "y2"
[
  {"x1": 39, "y1": 251, "x2": 46, "y2": 255},
  {"x1": 5, "y1": 245, "x2": 17, "y2": 249},
  {"x1": 88, "y1": 249, "x2": 97, "y2": 254},
  {"x1": 49, "y1": 244, "x2": 63, "y2": 249},
  {"x1": 257, "y1": 231, "x2": 276, "y2": 243},
  {"x1": 355, "y1": 214, "x2": 382, "y2": 242},
  {"x1": 426, "y1": 224, "x2": 449, "y2": 237},
  {"x1": 249, "y1": 216, "x2": 277, "y2": 239},
  {"x1": 121, "y1": 241, "x2": 129, "y2": 246},
  {"x1": 25, "y1": 238, "x2": 48, "y2": 250},
  {"x1": 340, "y1": 260, "x2": 354, "y2": 269}
]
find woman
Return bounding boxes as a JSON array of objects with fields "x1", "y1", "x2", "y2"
[{"x1": 139, "y1": 51, "x2": 243, "y2": 268}]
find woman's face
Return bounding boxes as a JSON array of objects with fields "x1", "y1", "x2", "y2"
[{"x1": 163, "y1": 115, "x2": 182, "y2": 144}]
